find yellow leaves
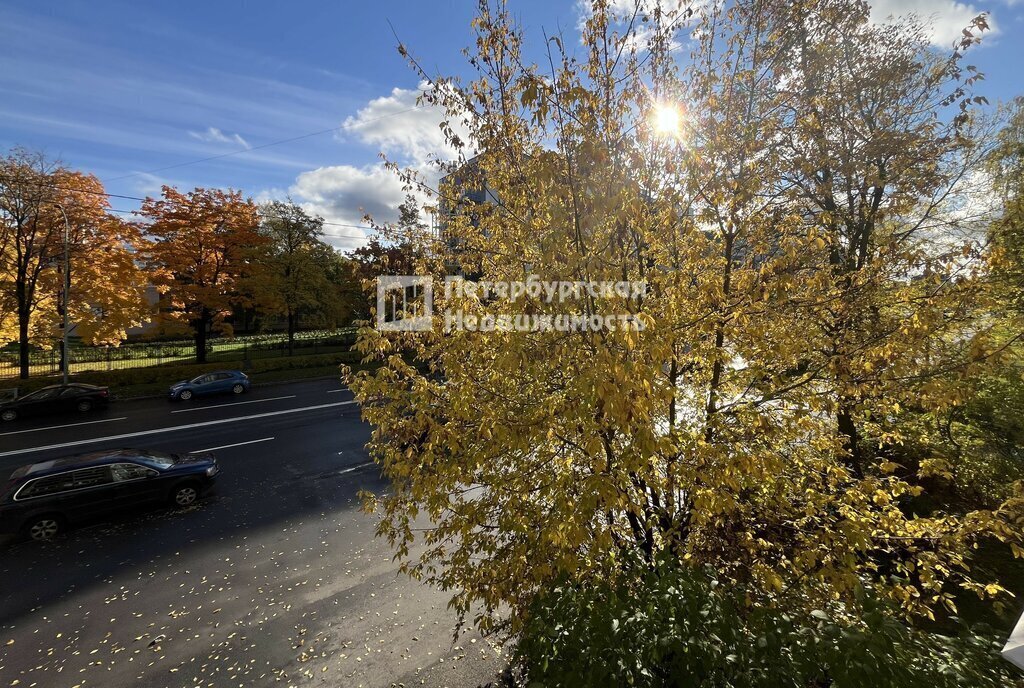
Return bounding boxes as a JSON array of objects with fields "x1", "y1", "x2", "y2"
[
  {"x1": 919, "y1": 458, "x2": 954, "y2": 481},
  {"x1": 333, "y1": 0, "x2": 1024, "y2": 635},
  {"x1": 984, "y1": 583, "x2": 1007, "y2": 597},
  {"x1": 0, "y1": 154, "x2": 154, "y2": 350},
  {"x1": 879, "y1": 460, "x2": 899, "y2": 474}
]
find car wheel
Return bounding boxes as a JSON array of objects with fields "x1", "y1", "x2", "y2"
[
  {"x1": 76, "y1": 399, "x2": 93, "y2": 413},
  {"x1": 179, "y1": 389, "x2": 193, "y2": 401},
  {"x1": 25, "y1": 515, "x2": 63, "y2": 541},
  {"x1": 1, "y1": 409, "x2": 16, "y2": 422},
  {"x1": 231, "y1": 383, "x2": 245, "y2": 394},
  {"x1": 170, "y1": 483, "x2": 199, "y2": 508}
]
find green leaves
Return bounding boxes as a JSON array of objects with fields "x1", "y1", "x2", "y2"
[{"x1": 517, "y1": 562, "x2": 1017, "y2": 688}]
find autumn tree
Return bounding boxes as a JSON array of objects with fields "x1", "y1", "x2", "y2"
[
  {"x1": 247, "y1": 200, "x2": 340, "y2": 353},
  {"x1": 0, "y1": 148, "x2": 150, "y2": 378},
  {"x1": 141, "y1": 186, "x2": 262, "y2": 363},
  {"x1": 989, "y1": 97, "x2": 1024, "y2": 316},
  {"x1": 910, "y1": 100, "x2": 1024, "y2": 509},
  {"x1": 0, "y1": 149, "x2": 64, "y2": 378},
  {"x1": 346, "y1": 0, "x2": 1023, "y2": 658},
  {"x1": 322, "y1": 251, "x2": 365, "y2": 326},
  {"x1": 336, "y1": 235, "x2": 417, "y2": 326}
]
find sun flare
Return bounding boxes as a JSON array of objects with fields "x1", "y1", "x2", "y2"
[{"x1": 652, "y1": 103, "x2": 682, "y2": 137}]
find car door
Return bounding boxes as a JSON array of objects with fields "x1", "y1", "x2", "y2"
[
  {"x1": 109, "y1": 462, "x2": 163, "y2": 508},
  {"x1": 57, "y1": 386, "x2": 83, "y2": 412},
  {"x1": 39, "y1": 466, "x2": 119, "y2": 523},
  {"x1": 16, "y1": 387, "x2": 62, "y2": 418},
  {"x1": 212, "y1": 372, "x2": 234, "y2": 394},
  {"x1": 193, "y1": 374, "x2": 216, "y2": 396}
]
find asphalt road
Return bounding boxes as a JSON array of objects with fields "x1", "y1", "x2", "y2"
[{"x1": 0, "y1": 378, "x2": 506, "y2": 688}]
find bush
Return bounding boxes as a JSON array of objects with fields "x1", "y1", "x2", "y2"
[
  {"x1": 248, "y1": 351, "x2": 361, "y2": 374},
  {"x1": 517, "y1": 559, "x2": 1019, "y2": 688},
  {"x1": 0, "y1": 350, "x2": 363, "y2": 398}
]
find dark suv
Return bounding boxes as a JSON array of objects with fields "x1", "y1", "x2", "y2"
[{"x1": 0, "y1": 449, "x2": 219, "y2": 541}]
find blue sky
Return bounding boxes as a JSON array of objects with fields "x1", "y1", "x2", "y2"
[{"x1": 2, "y1": 0, "x2": 1022, "y2": 250}]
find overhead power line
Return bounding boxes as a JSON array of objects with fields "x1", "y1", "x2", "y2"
[{"x1": 102, "y1": 208, "x2": 371, "y2": 240}]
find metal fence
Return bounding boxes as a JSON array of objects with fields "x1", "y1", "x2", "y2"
[{"x1": 0, "y1": 330, "x2": 358, "y2": 380}]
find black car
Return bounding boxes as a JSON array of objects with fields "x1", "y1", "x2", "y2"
[
  {"x1": 0, "y1": 383, "x2": 110, "y2": 422},
  {"x1": 0, "y1": 448, "x2": 219, "y2": 541}
]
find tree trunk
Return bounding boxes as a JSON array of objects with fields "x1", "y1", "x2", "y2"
[
  {"x1": 287, "y1": 309, "x2": 297, "y2": 357},
  {"x1": 837, "y1": 406, "x2": 863, "y2": 479},
  {"x1": 194, "y1": 310, "x2": 209, "y2": 364},
  {"x1": 17, "y1": 308, "x2": 30, "y2": 380},
  {"x1": 705, "y1": 229, "x2": 734, "y2": 442}
]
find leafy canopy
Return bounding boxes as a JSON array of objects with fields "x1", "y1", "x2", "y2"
[{"x1": 348, "y1": 0, "x2": 1024, "y2": 635}]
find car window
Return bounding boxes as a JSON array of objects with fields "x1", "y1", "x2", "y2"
[
  {"x1": 58, "y1": 387, "x2": 81, "y2": 398},
  {"x1": 111, "y1": 463, "x2": 158, "y2": 481},
  {"x1": 17, "y1": 472, "x2": 77, "y2": 498},
  {"x1": 215, "y1": 372, "x2": 232, "y2": 380},
  {"x1": 70, "y1": 466, "x2": 114, "y2": 489},
  {"x1": 133, "y1": 450, "x2": 175, "y2": 468},
  {"x1": 22, "y1": 387, "x2": 60, "y2": 402},
  {"x1": 192, "y1": 375, "x2": 211, "y2": 385}
]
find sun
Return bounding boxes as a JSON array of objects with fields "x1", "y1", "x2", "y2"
[{"x1": 652, "y1": 103, "x2": 682, "y2": 137}]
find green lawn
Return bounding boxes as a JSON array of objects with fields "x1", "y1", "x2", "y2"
[
  {"x1": 0, "y1": 350, "x2": 367, "y2": 399},
  {"x1": 0, "y1": 330, "x2": 359, "y2": 381}
]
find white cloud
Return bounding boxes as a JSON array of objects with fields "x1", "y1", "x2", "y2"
[
  {"x1": 187, "y1": 126, "x2": 250, "y2": 149},
  {"x1": 576, "y1": 0, "x2": 692, "y2": 25},
  {"x1": 284, "y1": 164, "x2": 408, "y2": 250},
  {"x1": 574, "y1": 0, "x2": 697, "y2": 50},
  {"x1": 869, "y1": 0, "x2": 997, "y2": 47},
  {"x1": 341, "y1": 80, "x2": 471, "y2": 165},
  {"x1": 252, "y1": 187, "x2": 290, "y2": 207},
  {"x1": 131, "y1": 172, "x2": 173, "y2": 197},
  {"x1": 263, "y1": 82, "x2": 471, "y2": 250},
  {"x1": 579, "y1": 1, "x2": 997, "y2": 50}
]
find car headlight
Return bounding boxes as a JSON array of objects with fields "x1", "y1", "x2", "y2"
[{"x1": 205, "y1": 465, "x2": 219, "y2": 476}]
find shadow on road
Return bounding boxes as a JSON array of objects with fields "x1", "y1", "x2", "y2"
[{"x1": 0, "y1": 466, "x2": 389, "y2": 626}]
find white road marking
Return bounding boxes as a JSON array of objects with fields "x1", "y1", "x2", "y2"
[
  {"x1": 191, "y1": 437, "x2": 274, "y2": 453},
  {"x1": 335, "y1": 461, "x2": 375, "y2": 475},
  {"x1": 171, "y1": 395, "x2": 296, "y2": 413},
  {"x1": 0, "y1": 416, "x2": 128, "y2": 437},
  {"x1": 326, "y1": 389, "x2": 348, "y2": 394},
  {"x1": 0, "y1": 400, "x2": 358, "y2": 458}
]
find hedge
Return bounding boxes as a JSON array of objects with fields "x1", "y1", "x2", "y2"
[
  {"x1": 518, "y1": 560, "x2": 1016, "y2": 688},
  {"x1": 0, "y1": 350, "x2": 363, "y2": 398}
]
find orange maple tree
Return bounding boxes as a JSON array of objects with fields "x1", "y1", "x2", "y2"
[{"x1": 140, "y1": 186, "x2": 262, "y2": 363}]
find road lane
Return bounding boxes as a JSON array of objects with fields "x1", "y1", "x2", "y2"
[
  {"x1": 170, "y1": 394, "x2": 298, "y2": 413},
  {"x1": 0, "y1": 415, "x2": 128, "y2": 436},
  {"x1": 0, "y1": 400, "x2": 357, "y2": 459},
  {"x1": 0, "y1": 376, "x2": 345, "y2": 430},
  {"x1": 0, "y1": 378, "x2": 352, "y2": 459},
  {"x1": 0, "y1": 377, "x2": 506, "y2": 687}
]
